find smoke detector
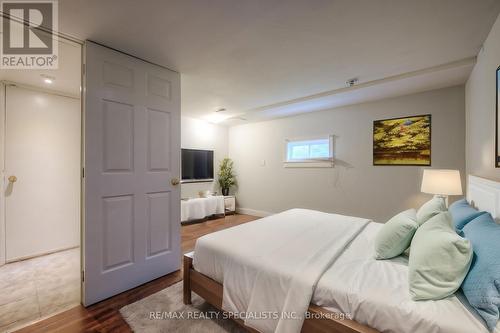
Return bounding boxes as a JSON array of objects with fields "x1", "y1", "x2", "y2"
[{"x1": 345, "y1": 78, "x2": 359, "y2": 87}]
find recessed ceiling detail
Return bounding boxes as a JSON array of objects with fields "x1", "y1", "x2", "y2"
[{"x1": 224, "y1": 57, "x2": 475, "y2": 125}]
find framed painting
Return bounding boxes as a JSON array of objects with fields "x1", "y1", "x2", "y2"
[
  {"x1": 373, "y1": 114, "x2": 431, "y2": 166},
  {"x1": 496, "y1": 66, "x2": 500, "y2": 167}
]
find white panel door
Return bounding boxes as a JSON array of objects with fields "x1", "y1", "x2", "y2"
[
  {"x1": 4, "y1": 86, "x2": 80, "y2": 261},
  {"x1": 83, "y1": 41, "x2": 181, "y2": 305}
]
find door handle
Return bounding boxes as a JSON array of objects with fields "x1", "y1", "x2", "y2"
[
  {"x1": 8, "y1": 175, "x2": 17, "y2": 183},
  {"x1": 171, "y1": 178, "x2": 180, "y2": 186}
]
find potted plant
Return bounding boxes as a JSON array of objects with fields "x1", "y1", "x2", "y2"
[{"x1": 218, "y1": 158, "x2": 236, "y2": 196}]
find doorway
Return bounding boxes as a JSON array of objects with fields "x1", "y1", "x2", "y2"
[
  {"x1": 0, "y1": 33, "x2": 82, "y2": 331},
  {"x1": 5, "y1": 85, "x2": 80, "y2": 261}
]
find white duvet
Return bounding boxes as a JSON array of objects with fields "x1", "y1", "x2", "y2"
[{"x1": 193, "y1": 208, "x2": 370, "y2": 333}]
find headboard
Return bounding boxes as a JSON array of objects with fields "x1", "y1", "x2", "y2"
[{"x1": 467, "y1": 175, "x2": 500, "y2": 219}]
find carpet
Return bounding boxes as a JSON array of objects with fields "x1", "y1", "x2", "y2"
[{"x1": 120, "y1": 281, "x2": 246, "y2": 333}]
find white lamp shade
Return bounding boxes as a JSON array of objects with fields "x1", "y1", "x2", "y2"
[{"x1": 421, "y1": 169, "x2": 462, "y2": 196}]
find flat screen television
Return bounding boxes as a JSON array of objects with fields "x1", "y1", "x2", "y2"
[{"x1": 181, "y1": 149, "x2": 214, "y2": 182}]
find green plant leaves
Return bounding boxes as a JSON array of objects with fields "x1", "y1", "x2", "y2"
[{"x1": 218, "y1": 158, "x2": 236, "y2": 190}]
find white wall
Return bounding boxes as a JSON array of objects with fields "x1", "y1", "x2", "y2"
[
  {"x1": 1, "y1": 85, "x2": 80, "y2": 261},
  {"x1": 229, "y1": 86, "x2": 465, "y2": 222},
  {"x1": 181, "y1": 116, "x2": 229, "y2": 198},
  {"x1": 465, "y1": 13, "x2": 500, "y2": 180}
]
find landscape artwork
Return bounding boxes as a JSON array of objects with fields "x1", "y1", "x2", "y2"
[{"x1": 373, "y1": 115, "x2": 431, "y2": 166}]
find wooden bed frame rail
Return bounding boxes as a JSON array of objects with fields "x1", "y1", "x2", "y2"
[{"x1": 183, "y1": 254, "x2": 378, "y2": 333}]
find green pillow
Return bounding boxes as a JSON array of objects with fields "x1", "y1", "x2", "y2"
[
  {"x1": 374, "y1": 209, "x2": 418, "y2": 259},
  {"x1": 408, "y1": 212, "x2": 473, "y2": 301},
  {"x1": 416, "y1": 196, "x2": 446, "y2": 225}
]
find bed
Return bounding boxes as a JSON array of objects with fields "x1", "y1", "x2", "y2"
[{"x1": 183, "y1": 175, "x2": 500, "y2": 333}]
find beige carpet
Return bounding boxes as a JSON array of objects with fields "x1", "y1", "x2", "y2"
[{"x1": 120, "y1": 282, "x2": 246, "y2": 333}]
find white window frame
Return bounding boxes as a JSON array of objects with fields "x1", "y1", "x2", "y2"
[{"x1": 283, "y1": 135, "x2": 334, "y2": 168}]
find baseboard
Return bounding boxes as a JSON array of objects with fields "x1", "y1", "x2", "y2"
[
  {"x1": 6, "y1": 245, "x2": 79, "y2": 264},
  {"x1": 236, "y1": 207, "x2": 273, "y2": 217}
]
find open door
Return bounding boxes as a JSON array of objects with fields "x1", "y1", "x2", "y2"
[{"x1": 83, "y1": 41, "x2": 181, "y2": 305}]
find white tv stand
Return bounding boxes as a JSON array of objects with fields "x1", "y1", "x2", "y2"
[{"x1": 181, "y1": 195, "x2": 235, "y2": 223}]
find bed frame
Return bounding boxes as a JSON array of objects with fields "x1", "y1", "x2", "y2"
[
  {"x1": 467, "y1": 175, "x2": 500, "y2": 220},
  {"x1": 182, "y1": 175, "x2": 500, "y2": 333},
  {"x1": 183, "y1": 253, "x2": 379, "y2": 333}
]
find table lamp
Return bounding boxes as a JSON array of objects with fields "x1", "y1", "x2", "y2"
[{"x1": 421, "y1": 169, "x2": 462, "y2": 206}]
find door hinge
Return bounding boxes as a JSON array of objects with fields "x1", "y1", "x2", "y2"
[
  {"x1": 82, "y1": 167, "x2": 85, "y2": 178},
  {"x1": 82, "y1": 270, "x2": 85, "y2": 282}
]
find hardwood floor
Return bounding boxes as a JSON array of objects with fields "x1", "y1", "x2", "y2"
[{"x1": 15, "y1": 214, "x2": 259, "y2": 333}]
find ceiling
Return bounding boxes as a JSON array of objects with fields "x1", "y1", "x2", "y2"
[
  {"x1": 232, "y1": 57, "x2": 476, "y2": 125},
  {"x1": 0, "y1": 34, "x2": 81, "y2": 97},
  {"x1": 4, "y1": 1, "x2": 500, "y2": 124}
]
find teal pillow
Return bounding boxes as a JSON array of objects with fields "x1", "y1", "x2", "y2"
[
  {"x1": 448, "y1": 198, "x2": 486, "y2": 232},
  {"x1": 416, "y1": 196, "x2": 446, "y2": 225},
  {"x1": 461, "y1": 213, "x2": 500, "y2": 331},
  {"x1": 409, "y1": 212, "x2": 473, "y2": 301},
  {"x1": 374, "y1": 209, "x2": 418, "y2": 259}
]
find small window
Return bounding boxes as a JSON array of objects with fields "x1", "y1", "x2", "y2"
[{"x1": 284, "y1": 136, "x2": 333, "y2": 168}]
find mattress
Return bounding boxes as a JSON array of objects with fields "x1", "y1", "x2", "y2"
[{"x1": 313, "y1": 222, "x2": 499, "y2": 333}]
